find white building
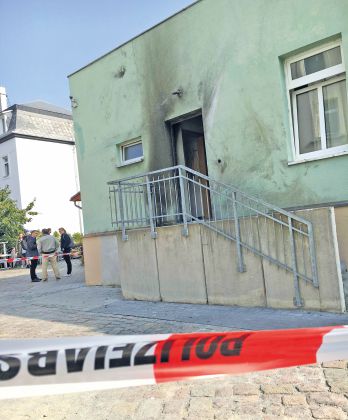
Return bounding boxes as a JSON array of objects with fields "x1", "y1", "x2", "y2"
[{"x1": 0, "y1": 87, "x2": 82, "y2": 233}]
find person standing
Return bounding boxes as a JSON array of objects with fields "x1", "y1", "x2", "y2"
[
  {"x1": 37, "y1": 229, "x2": 61, "y2": 281},
  {"x1": 26, "y1": 230, "x2": 41, "y2": 282},
  {"x1": 17, "y1": 233, "x2": 27, "y2": 268},
  {"x1": 58, "y1": 227, "x2": 73, "y2": 277},
  {"x1": 9, "y1": 247, "x2": 16, "y2": 268}
]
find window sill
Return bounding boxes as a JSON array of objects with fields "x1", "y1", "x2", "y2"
[
  {"x1": 116, "y1": 157, "x2": 144, "y2": 168},
  {"x1": 288, "y1": 150, "x2": 348, "y2": 165}
]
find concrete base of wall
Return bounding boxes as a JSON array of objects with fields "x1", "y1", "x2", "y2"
[
  {"x1": 82, "y1": 207, "x2": 345, "y2": 312},
  {"x1": 116, "y1": 207, "x2": 345, "y2": 312},
  {"x1": 335, "y1": 206, "x2": 348, "y2": 308},
  {"x1": 83, "y1": 233, "x2": 120, "y2": 286},
  {"x1": 201, "y1": 226, "x2": 266, "y2": 307},
  {"x1": 116, "y1": 229, "x2": 160, "y2": 301},
  {"x1": 156, "y1": 225, "x2": 207, "y2": 303}
]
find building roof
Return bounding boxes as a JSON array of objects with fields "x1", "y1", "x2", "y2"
[
  {"x1": 70, "y1": 191, "x2": 81, "y2": 202},
  {"x1": 0, "y1": 102, "x2": 74, "y2": 144},
  {"x1": 23, "y1": 101, "x2": 72, "y2": 116}
]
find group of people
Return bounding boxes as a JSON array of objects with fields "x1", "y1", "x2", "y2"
[{"x1": 21, "y1": 228, "x2": 74, "y2": 282}]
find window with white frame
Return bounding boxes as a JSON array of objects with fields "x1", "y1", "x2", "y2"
[
  {"x1": 120, "y1": 139, "x2": 143, "y2": 164},
  {"x1": 2, "y1": 156, "x2": 9, "y2": 177},
  {"x1": 285, "y1": 41, "x2": 348, "y2": 160},
  {"x1": 0, "y1": 117, "x2": 6, "y2": 135}
]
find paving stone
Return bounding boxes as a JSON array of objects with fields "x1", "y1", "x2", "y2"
[
  {"x1": 234, "y1": 403, "x2": 261, "y2": 416},
  {"x1": 190, "y1": 385, "x2": 215, "y2": 397},
  {"x1": 1, "y1": 263, "x2": 348, "y2": 420},
  {"x1": 323, "y1": 368, "x2": 348, "y2": 380},
  {"x1": 283, "y1": 406, "x2": 313, "y2": 419},
  {"x1": 233, "y1": 384, "x2": 260, "y2": 395},
  {"x1": 233, "y1": 395, "x2": 260, "y2": 404},
  {"x1": 311, "y1": 405, "x2": 347, "y2": 420},
  {"x1": 296, "y1": 382, "x2": 328, "y2": 392},
  {"x1": 262, "y1": 394, "x2": 283, "y2": 404},
  {"x1": 187, "y1": 397, "x2": 214, "y2": 418},
  {"x1": 212, "y1": 397, "x2": 234, "y2": 411},
  {"x1": 215, "y1": 386, "x2": 234, "y2": 398},
  {"x1": 162, "y1": 416, "x2": 184, "y2": 420},
  {"x1": 173, "y1": 387, "x2": 192, "y2": 399},
  {"x1": 213, "y1": 409, "x2": 237, "y2": 420},
  {"x1": 263, "y1": 416, "x2": 290, "y2": 420},
  {"x1": 162, "y1": 399, "x2": 188, "y2": 416},
  {"x1": 162, "y1": 415, "x2": 185, "y2": 420},
  {"x1": 308, "y1": 392, "x2": 348, "y2": 410},
  {"x1": 261, "y1": 384, "x2": 295, "y2": 394},
  {"x1": 136, "y1": 399, "x2": 163, "y2": 419},
  {"x1": 109, "y1": 400, "x2": 139, "y2": 417},
  {"x1": 321, "y1": 360, "x2": 347, "y2": 369},
  {"x1": 282, "y1": 394, "x2": 307, "y2": 406},
  {"x1": 327, "y1": 381, "x2": 348, "y2": 393},
  {"x1": 262, "y1": 404, "x2": 284, "y2": 416}
]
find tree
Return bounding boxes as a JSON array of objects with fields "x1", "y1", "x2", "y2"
[
  {"x1": 0, "y1": 187, "x2": 37, "y2": 249},
  {"x1": 72, "y1": 232, "x2": 83, "y2": 246}
]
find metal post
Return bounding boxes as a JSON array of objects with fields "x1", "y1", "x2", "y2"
[
  {"x1": 118, "y1": 182, "x2": 128, "y2": 241},
  {"x1": 288, "y1": 217, "x2": 303, "y2": 307},
  {"x1": 307, "y1": 223, "x2": 319, "y2": 287},
  {"x1": 232, "y1": 192, "x2": 245, "y2": 272},
  {"x1": 178, "y1": 167, "x2": 189, "y2": 236},
  {"x1": 146, "y1": 176, "x2": 157, "y2": 239},
  {"x1": 1, "y1": 242, "x2": 8, "y2": 269},
  {"x1": 109, "y1": 187, "x2": 114, "y2": 227}
]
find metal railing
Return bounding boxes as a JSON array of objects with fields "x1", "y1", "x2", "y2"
[{"x1": 108, "y1": 165, "x2": 318, "y2": 306}]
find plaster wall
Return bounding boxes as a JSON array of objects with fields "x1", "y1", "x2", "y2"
[
  {"x1": 83, "y1": 233, "x2": 120, "y2": 286},
  {"x1": 117, "y1": 229, "x2": 160, "y2": 300},
  {"x1": 0, "y1": 138, "x2": 21, "y2": 206},
  {"x1": 335, "y1": 207, "x2": 348, "y2": 268},
  {"x1": 15, "y1": 138, "x2": 81, "y2": 233},
  {"x1": 262, "y1": 208, "x2": 345, "y2": 311},
  {"x1": 69, "y1": 0, "x2": 348, "y2": 237},
  {"x1": 156, "y1": 224, "x2": 207, "y2": 303},
  {"x1": 201, "y1": 221, "x2": 266, "y2": 307},
  {"x1": 83, "y1": 235, "x2": 102, "y2": 286}
]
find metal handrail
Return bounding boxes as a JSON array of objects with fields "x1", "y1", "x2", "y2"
[
  {"x1": 108, "y1": 165, "x2": 318, "y2": 306},
  {"x1": 109, "y1": 165, "x2": 313, "y2": 225}
]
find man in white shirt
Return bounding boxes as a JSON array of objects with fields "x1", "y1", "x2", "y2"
[{"x1": 37, "y1": 229, "x2": 61, "y2": 281}]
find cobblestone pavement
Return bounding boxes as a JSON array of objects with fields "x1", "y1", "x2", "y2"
[{"x1": 0, "y1": 262, "x2": 348, "y2": 419}]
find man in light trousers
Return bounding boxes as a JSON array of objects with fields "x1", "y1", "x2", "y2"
[{"x1": 37, "y1": 228, "x2": 61, "y2": 281}]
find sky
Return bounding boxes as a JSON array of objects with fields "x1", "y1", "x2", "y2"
[{"x1": 0, "y1": 0, "x2": 196, "y2": 110}]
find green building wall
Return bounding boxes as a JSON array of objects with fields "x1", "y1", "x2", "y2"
[{"x1": 69, "y1": 0, "x2": 348, "y2": 235}]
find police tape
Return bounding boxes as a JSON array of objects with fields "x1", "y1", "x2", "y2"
[
  {"x1": 0, "y1": 251, "x2": 81, "y2": 264},
  {"x1": 0, "y1": 325, "x2": 347, "y2": 399}
]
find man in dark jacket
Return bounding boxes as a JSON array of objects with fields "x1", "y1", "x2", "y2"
[
  {"x1": 26, "y1": 230, "x2": 41, "y2": 282},
  {"x1": 59, "y1": 227, "x2": 73, "y2": 276}
]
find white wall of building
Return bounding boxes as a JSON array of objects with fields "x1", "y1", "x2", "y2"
[
  {"x1": 15, "y1": 138, "x2": 81, "y2": 234},
  {"x1": 0, "y1": 138, "x2": 22, "y2": 206}
]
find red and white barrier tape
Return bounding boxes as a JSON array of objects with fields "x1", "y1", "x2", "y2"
[
  {"x1": 1, "y1": 326, "x2": 347, "y2": 399},
  {"x1": 0, "y1": 251, "x2": 81, "y2": 264}
]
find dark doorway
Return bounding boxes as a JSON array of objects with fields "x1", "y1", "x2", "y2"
[
  {"x1": 171, "y1": 114, "x2": 210, "y2": 219},
  {"x1": 182, "y1": 130, "x2": 208, "y2": 176},
  {"x1": 172, "y1": 114, "x2": 208, "y2": 175}
]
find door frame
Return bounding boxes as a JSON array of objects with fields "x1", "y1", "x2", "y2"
[
  {"x1": 165, "y1": 110, "x2": 211, "y2": 220},
  {"x1": 165, "y1": 109, "x2": 205, "y2": 167}
]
